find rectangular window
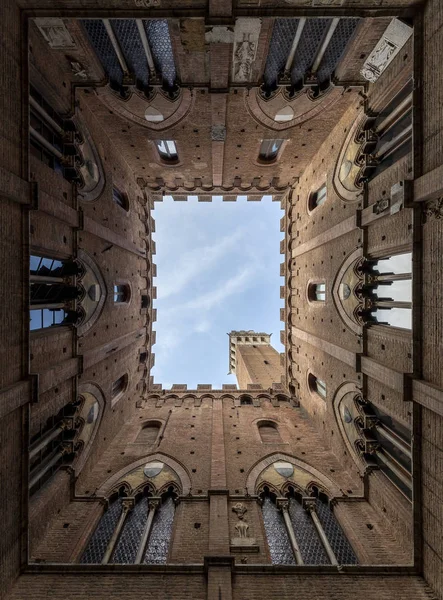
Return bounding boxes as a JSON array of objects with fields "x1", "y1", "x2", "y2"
[
  {"x1": 155, "y1": 140, "x2": 178, "y2": 162},
  {"x1": 112, "y1": 187, "x2": 129, "y2": 211},
  {"x1": 259, "y1": 139, "x2": 284, "y2": 162},
  {"x1": 30, "y1": 308, "x2": 66, "y2": 331},
  {"x1": 315, "y1": 283, "x2": 326, "y2": 302},
  {"x1": 114, "y1": 284, "x2": 129, "y2": 303},
  {"x1": 315, "y1": 184, "x2": 327, "y2": 207},
  {"x1": 30, "y1": 255, "x2": 65, "y2": 278},
  {"x1": 316, "y1": 379, "x2": 327, "y2": 398},
  {"x1": 112, "y1": 375, "x2": 128, "y2": 398}
]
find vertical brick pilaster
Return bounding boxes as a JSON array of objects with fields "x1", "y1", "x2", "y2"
[
  {"x1": 208, "y1": 399, "x2": 230, "y2": 555},
  {"x1": 210, "y1": 399, "x2": 226, "y2": 489}
]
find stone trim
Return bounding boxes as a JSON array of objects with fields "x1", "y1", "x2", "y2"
[
  {"x1": 245, "y1": 452, "x2": 342, "y2": 497},
  {"x1": 96, "y1": 452, "x2": 192, "y2": 496}
]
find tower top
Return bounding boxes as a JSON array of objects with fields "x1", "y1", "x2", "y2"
[{"x1": 228, "y1": 330, "x2": 272, "y2": 374}]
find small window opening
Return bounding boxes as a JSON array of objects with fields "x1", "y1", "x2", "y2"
[
  {"x1": 155, "y1": 140, "x2": 178, "y2": 162},
  {"x1": 308, "y1": 282, "x2": 326, "y2": 302},
  {"x1": 309, "y1": 184, "x2": 327, "y2": 210},
  {"x1": 112, "y1": 187, "x2": 129, "y2": 211},
  {"x1": 112, "y1": 374, "x2": 128, "y2": 400},
  {"x1": 114, "y1": 284, "x2": 130, "y2": 303},
  {"x1": 308, "y1": 374, "x2": 326, "y2": 399},
  {"x1": 258, "y1": 139, "x2": 284, "y2": 162}
]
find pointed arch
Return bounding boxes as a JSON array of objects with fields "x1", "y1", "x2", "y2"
[
  {"x1": 97, "y1": 453, "x2": 192, "y2": 497},
  {"x1": 246, "y1": 452, "x2": 341, "y2": 497}
]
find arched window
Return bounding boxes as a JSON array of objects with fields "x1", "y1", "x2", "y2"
[
  {"x1": 260, "y1": 487, "x2": 357, "y2": 565},
  {"x1": 261, "y1": 492, "x2": 295, "y2": 565},
  {"x1": 155, "y1": 140, "x2": 178, "y2": 163},
  {"x1": 112, "y1": 374, "x2": 128, "y2": 404},
  {"x1": 136, "y1": 421, "x2": 161, "y2": 446},
  {"x1": 29, "y1": 254, "x2": 82, "y2": 331},
  {"x1": 308, "y1": 374, "x2": 326, "y2": 399},
  {"x1": 81, "y1": 488, "x2": 177, "y2": 564},
  {"x1": 258, "y1": 139, "x2": 284, "y2": 162},
  {"x1": 308, "y1": 184, "x2": 327, "y2": 210},
  {"x1": 365, "y1": 83, "x2": 412, "y2": 182},
  {"x1": 29, "y1": 86, "x2": 88, "y2": 184},
  {"x1": 113, "y1": 284, "x2": 130, "y2": 303},
  {"x1": 29, "y1": 400, "x2": 79, "y2": 495},
  {"x1": 240, "y1": 395, "x2": 253, "y2": 406},
  {"x1": 258, "y1": 421, "x2": 282, "y2": 443},
  {"x1": 112, "y1": 187, "x2": 129, "y2": 211},
  {"x1": 308, "y1": 282, "x2": 326, "y2": 302},
  {"x1": 340, "y1": 394, "x2": 412, "y2": 500}
]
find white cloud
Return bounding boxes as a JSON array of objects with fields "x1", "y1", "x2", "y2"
[
  {"x1": 194, "y1": 319, "x2": 212, "y2": 333},
  {"x1": 182, "y1": 266, "x2": 257, "y2": 311},
  {"x1": 155, "y1": 228, "x2": 246, "y2": 300}
]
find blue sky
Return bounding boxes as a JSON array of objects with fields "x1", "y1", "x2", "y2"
[{"x1": 151, "y1": 195, "x2": 284, "y2": 389}]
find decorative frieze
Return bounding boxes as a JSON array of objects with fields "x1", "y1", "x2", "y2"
[
  {"x1": 34, "y1": 18, "x2": 76, "y2": 49},
  {"x1": 232, "y1": 18, "x2": 262, "y2": 83},
  {"x1": 361, "y1": 19, "x2": 413, "y2": 83}
]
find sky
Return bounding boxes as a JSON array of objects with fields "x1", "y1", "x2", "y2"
[{"x1": 151, "y1": 195, "x2": 284, "y2": 389}]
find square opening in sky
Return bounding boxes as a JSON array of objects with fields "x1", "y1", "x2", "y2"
[{"x1": 151, "y1": 195, "x2": 284, "y2": 389}]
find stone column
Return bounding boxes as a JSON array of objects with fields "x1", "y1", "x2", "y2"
[
  {"x1": 134, "y1": 498, "x2": 160, "y2": 564},
  {"x1": 277, "y1": 498, "x2": 304, "y2": 565},
  {"x1": 303, "y1": 498, "x2": 338, "y2": 566},
  {"x1": 102, "y1": 498, "x2": 134, "y2": 564}
]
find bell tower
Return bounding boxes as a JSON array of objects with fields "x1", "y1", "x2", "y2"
[{"x1": 228, "y1": 330, "x2": 284, "y2": 389}]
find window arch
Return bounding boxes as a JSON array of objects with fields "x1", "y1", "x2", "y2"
[
  {"x1": 112, "y1": 374, "x2": 128, "y2": 405},
  {"x1": 81, "y1": 487, "x2": 177, "y2": 564},
  {"x1": 155, "y1": 140, "x2": 178, "y2": 163},
  {"x1": 136, "y1": 421, "x2": 161, "y2": 446},
  {"x1": 240, "y1": 395, "x2": 253, "y2": 406},
  {"x1": 336, "y1": 388, "x2": 412, "y2": 500},
  {"x1": 308, "y1": 282, "x2": 326, "y2": 302},
  {"x1": 114, "y1": 283, "x2": 131, "y2": 304},
  {"x1": 308, "y1": 373, "x2": 326, "y2": 399},
  {"x1": 29, "y1": 392, "x2": 101, "y2": 495},
  {"x1": 258, "y1": 421, "x2": 282, "y2": 443},
  {"x1": 259, "y1": 486, "x2": 357, "y2": 565},
  {"x1": 258, "y1": 138, "x2": 284, "y2": 162},
  {"x1": 308, "y1": 184, "x2": 327, "y2": 211}
]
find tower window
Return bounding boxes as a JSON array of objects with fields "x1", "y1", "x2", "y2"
[
  {"x1": 309, "y1": 184, "x2": 327, "y2": 210},
  {"x1": 136, "y1": 421, "x2": 161, "y2": 445},
  {"x1": 240, "y1": 395, "x2": 253, "y2": 406},
  {"x1": 155, "y1": 140, "x2": 178, "y2": 162},
  {"x1": 308, "y1": 374, "x2": 327, "y2": 399},
  {"x1": 258, "y1": 139, "x2": 284, "y2": 162},
  {"x1": 114, "y1": 284, "x2": 130, "y2": 303},
  {"x1": 112, "y1": 187, "x2": 129, "y2": 211},
  {"x1": 308, "y1": 282, "x2": 326, "y2": 302},
  {"x1": 258, "y1": 421, "x2": 282, "y2": 443},
  {"x1": 112, "y1": 374, "x2": 128, "y2": 402}
]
